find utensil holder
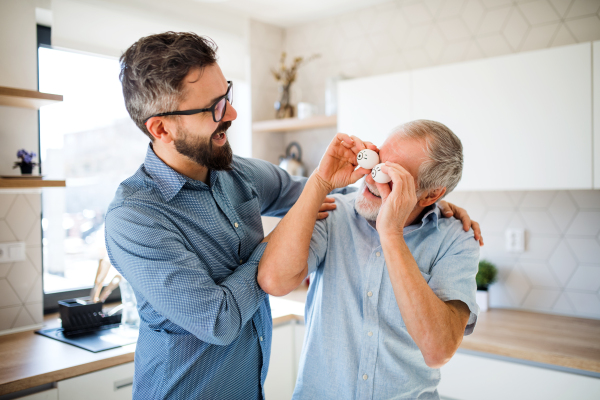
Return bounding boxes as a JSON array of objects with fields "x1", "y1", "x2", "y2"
[{"x1": 58, "y1": 297, "x2": 122, "y2": 336}]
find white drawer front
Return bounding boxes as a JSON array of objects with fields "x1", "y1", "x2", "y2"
[{"x1": 57, "y1": 362, "x2": 134, "y2": 400}]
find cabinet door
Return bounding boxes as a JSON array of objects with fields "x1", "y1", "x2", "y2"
[
  {"x1": 264, "y1": 324, "x2": 295, "y2": 400},
  {"x1": 439, "y1": 352, "x2": 600, "y2": 400},
  {"x1": 338, "y1": 71, "x2": 412, "y2": 147},
  {"x1": 57, "y1": 362, "x2": 134, "y2": 400},
  {"x1": 13, "y1": 388, "x2": 58, "y2": 400},
  {"x1": 413, "y1": 43, "x2": 592, "y2": 191},
  {"x1": 594, "y1": 41, "x2": 600, "y2": 189}
]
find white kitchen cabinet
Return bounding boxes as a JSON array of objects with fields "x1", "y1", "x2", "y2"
[
  {"x1": 438, "y1": 352, "x2": 600, "y2": 400},
  {"x1": 338, "y1": 71, "x2": 412, "y2": 147},
  {"x1": 57, "y1": 362, "x2": 134, "y2": 400},
  {"x1": 264, "y1": 320, "x2": 306, "y2": 399},
  {"x1": 12, "y1": 388, "x2": 58, "y2": 400},
  {"x1": 594, "y1": 41, "x2": 600, "y2": 189},
  {"x1": 412, "y1": 43, "x2": 592, "y2": 191},
  {"x1": 337, "y1": 42, "x2": 594, "y2": 191}
]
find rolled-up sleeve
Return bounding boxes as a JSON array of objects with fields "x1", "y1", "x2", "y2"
[{"x1": 106, "y1": 204, "x2": 267, "y2": 346}]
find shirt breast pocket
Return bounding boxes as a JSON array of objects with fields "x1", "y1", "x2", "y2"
[{"x1": 234, "y1": 197, "x2": 263, "y2": 237}]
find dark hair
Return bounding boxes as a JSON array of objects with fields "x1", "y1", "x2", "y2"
[{"x1": 119, "y1": 32, "x2": 218, "y2": 140}]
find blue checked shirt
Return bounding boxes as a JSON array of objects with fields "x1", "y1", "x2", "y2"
[
  {"x1": 294, "y1": 192, "x2": 480, "y2": 400},
  {"x1": 105, "y1": 145, "x2": 306, "y2": 399}
]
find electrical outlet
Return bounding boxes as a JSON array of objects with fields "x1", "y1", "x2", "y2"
[
  {"x1": 0, "y1": 242, "x2": 26, "y2": 263},
  {"x1": 505, "y1": 229, "x2": 525, "y2": 253}
]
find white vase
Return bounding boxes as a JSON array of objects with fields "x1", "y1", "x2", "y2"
[{"x1": 476, "y1": 290, "x2": 489, "y2": 312}]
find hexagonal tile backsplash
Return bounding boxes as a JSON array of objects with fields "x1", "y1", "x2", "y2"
[
  {"x1": 444, "y1": 190, "x2": 600, "y2": 319},
  {"x1": 0, "y1": 193, "x2": 43, "y2": 334}
]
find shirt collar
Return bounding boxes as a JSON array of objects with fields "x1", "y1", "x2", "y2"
[
  {"x1": 416, "y1": 203, "x2": 441, "y2": 230},
  {"x1": 143, "y1": 144, "x2": 212, "y2": 201}
]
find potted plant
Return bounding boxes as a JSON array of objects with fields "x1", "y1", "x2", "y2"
[
  {"x1": 271, "y1": 52, "x2": 320, "y2": 119},
  {"x1": 476, "y1": 259, "x2": 497, "y2": 312},
  {"x1": 13, "y1": 149, "x2": 38, "y2": 175}
]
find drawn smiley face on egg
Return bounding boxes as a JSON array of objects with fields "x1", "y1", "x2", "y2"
[
  {"x1": 357, "y1": 149, "x2": 379, "y2": 170},
  {"x1": 371, "y1": 163, "x2": 391, "y2": 183}
]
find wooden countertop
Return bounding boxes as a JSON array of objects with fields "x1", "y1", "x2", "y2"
[
  {"x1": 1, "y1": 300, "x2": 598, "y2": 395},
  {"x1": 460, "y1": 308, "x2": 600, "y2": 374},
  {"x1": 0, "y1": 298, "x2": 304, "y2": 395}
]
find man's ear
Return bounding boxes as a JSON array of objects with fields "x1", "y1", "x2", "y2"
[
  {"x1": 145, "y1": 117, "x2": 174, "y2": 144},
  {"x1": 418, "y1": 187, "x2": 447, "y2": 207}
]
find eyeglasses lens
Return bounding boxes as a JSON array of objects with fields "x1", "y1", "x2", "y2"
[
  {"x1": 214, "y1": 85, "x2": 233, "y2": 122},
  {"x1": 215, "y1": 98, "x2": 226, "y2": 122}
]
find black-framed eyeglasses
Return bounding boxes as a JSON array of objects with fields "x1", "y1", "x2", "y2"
[{"x1": 144, "y1": 81, "x2": 233, "y2": 124}]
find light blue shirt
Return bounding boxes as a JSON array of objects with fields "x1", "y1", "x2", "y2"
[{"x1": 294, "y1": 192, "x2": 480, "y2": 400}]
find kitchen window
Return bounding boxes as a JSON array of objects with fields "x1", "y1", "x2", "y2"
[{"x1": 38, "y1": 30, "x2": 148, "y2": 308}]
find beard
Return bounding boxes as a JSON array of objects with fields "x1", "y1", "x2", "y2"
[
  {"x1": 173, "y1": 121, "x2": 233, "y2": 171},
  {"x1": 354, "y1": 178, "x2": 382, "y2": 222}
]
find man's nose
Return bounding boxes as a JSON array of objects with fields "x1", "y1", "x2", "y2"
[{"x1": 223, "y1": 101, "x2": 237, "y2": 122}]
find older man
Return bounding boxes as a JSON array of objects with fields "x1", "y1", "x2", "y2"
[{"x1": 258, "y1": 120, "x2": 480, "y2": 400}]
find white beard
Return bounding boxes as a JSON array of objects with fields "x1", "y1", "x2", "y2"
[{"x1": 354, "y1": 179, "x2": 382, "y2": 222}]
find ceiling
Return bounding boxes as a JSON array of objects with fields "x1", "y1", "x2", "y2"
[{"x1": 195, "y1": 0, "x2": 391, "y2": 28}]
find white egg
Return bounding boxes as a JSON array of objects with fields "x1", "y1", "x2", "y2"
[
  {"x1": 371, "y1": 163, "x2": 391, "y2": 183},
  {"x1": 356, "y1": 149, "x2": 379, "y2": 170}
]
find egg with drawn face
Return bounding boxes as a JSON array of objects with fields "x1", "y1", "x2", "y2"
[
  {"x1": 356, "y1": 149, "x2": 379, "y2": 170},
  {"x1": 371, "y1": 163, "x2": 391, "y2": 183}
]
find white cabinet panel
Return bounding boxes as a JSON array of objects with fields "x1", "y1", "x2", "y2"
[
  {"x1": 264, "y1": 323, "x2": 295, "y2": 400},
  {"x1": 338, "y1": 72, "x2": 412, "y2": 147},
  {"x1": 439, "y1": 352, "x2": 600, "y2": 400},
  {"x1": 293, "y1": 323, "x2": 305, "y2": 381},
  {"x1": 13, "y1": 388, "x2": 58, "y2": 400},
  {"x1": 57, "y1": 362, "x2": 134, "y2": 400},
  {"x1": 412, "y1": 43, "x2": 592, "y2": 191},
  {"x1": 264, "y1": 321, "x2": 306, "y2": 399},
  {"x1": 594, "y1": 41, "x2": 600, "y2": 189}
]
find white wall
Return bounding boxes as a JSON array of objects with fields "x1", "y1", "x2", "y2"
[
  {"x1": 0, "y1": 0, "x2": 44, "y2": 333},
  {"x1": 0, "y1": 0, "x2": 39, "y2": 177},
  {"x1": 249, "y1": 20, "x2": 286, "y2": 164},
  {"x1": 51, "y1": 0, "x2": 250, "y2": 82}
]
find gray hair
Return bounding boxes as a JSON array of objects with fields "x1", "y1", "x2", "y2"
[
  {"x1": 119, "y1": 32, "x2": 218, "y2": 140},
  {"x1": 390, "y1": 120, "x2": 463, "y2": 197}
]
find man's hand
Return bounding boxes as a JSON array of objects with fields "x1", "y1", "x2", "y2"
[
  {"x1": 317, "y1": 196, "x2": 336, "y2": 219},
  {"x1": 438, "y1": 200, "x2": 484, "y2": 246},
  {"x1": 314, "y1": 133, "x2": 373, "y2": 192},
  {"x1": 374, "y1": 161, "x2": 418, "y2": 237}
]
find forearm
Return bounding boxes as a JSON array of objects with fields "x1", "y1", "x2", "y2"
[
  {"x1": 257, "y1": 174, "x2": 330, "y2": 296},
  {"x1": 381, "y1": 235, "x2": 466, "y2": 368}
]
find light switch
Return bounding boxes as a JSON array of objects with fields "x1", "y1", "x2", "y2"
[
  {"x1": 505, "y1": 229, "x2": 525, "y2": 253},
  {"x1": 9, "y1": 244, "x2": 25, "y2": 261},
  {"x1": 0, "y1": 242, "x2": 26, "y2": 263}
]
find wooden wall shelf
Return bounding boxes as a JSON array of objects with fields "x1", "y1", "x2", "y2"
[
  {"x1": 0, "y1": 179, "x2": 66, "y2": 189},
  {"x1": 0, "y1": 86, "x2": 63, "y2": 110},
  {"x1": 253, "y1": 115, "x2": 337, "y2": 133}
]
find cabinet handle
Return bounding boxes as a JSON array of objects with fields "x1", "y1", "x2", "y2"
[{"x1": 114, "y1": 377, "x2": 133, "y2": 391}]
